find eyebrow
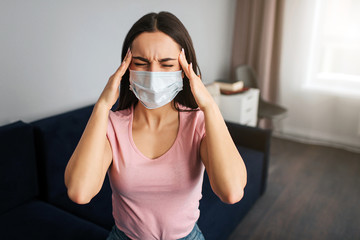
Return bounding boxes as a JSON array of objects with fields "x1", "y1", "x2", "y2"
[{"x1": 133, "y1": 56, "x2": 177, "y2": 63}]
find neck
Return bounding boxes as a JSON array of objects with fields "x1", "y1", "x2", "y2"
[{"x1": 133, "y1": 101, "x2": 178, "y2": 129}]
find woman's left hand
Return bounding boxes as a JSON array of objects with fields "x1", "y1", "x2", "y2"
[{"x1": 179, "y1": 49, "x2": 215, "y2": 111}]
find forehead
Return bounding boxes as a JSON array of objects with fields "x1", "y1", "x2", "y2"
[{"x1": 131, "y1": 31, "x2": 181, "y2": 57}]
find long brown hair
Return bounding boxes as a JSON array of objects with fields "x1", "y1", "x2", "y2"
[{"x1": 116, "y1": 11, "x2": 201, "y2": 111}]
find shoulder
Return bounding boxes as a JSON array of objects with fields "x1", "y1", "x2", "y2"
[
  {"x1": 178, "y1": 105, "x2": 205, "y2": 137},
  {"x1": 108, "y1": 106, "x2": 133, "y2": 128},
  {"x1": 178, "y1": 104, "x2": 204, "y2": 120},
  {"x1": 109, "y1": 107, "x2": 132, "y2": 120},
  {"x1": 107, "y1": 107, "x2": 133, "y2": 139}
]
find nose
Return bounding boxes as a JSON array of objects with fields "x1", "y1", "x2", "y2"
[{"x1": 149, "y1": 62, "x2": 161, "y2": 72}]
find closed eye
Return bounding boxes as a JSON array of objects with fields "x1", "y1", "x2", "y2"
[{"x1": 134, "y1": 63, "x2": 174, "y2": 67}]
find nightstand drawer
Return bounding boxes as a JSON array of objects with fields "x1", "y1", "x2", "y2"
[
  {"x1": 240, "y1": 105, "x2": 256, "y2": 120},
  {"x1": 241, "y1": 91, "x2": 257, "y2": 106},
  {"x1": 219, "y1": 88, "x2": 259, "y2": 127}
]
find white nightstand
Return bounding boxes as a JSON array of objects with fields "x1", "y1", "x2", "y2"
[{"x1": 219, "y1": 88, "x2": 259, "y2": 127}]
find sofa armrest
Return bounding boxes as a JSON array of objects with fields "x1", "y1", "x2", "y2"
[{"x1": 225, "y1": 121, "x2": 272, "y2": 194}]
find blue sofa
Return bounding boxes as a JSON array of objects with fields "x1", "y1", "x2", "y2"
[{"x1": 0, "y1": 104, "x2": 271, "y2": 240}]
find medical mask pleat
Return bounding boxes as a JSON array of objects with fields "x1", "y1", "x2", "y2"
[
  {"x1": 131, "y1": 80, "x2": 182, "y2": 94},
  {"x1": 129, "y1": 70, "x2": 183, "y2": 109}
]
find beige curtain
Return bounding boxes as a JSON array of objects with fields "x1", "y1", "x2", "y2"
[{"x1": 230, "y1": 0, "x2": 284, "y2": 128}]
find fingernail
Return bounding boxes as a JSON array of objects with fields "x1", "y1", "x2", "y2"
[
  {"x1": 181, "y1": 48, "x2": 184, "y2": 55},
  {"x1": 190, "y1": 62, "x2": 193, "y2": 69}
]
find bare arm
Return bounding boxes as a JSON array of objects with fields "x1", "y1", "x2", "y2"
[
  {"x1": 64, "y1": 104, "x2": 112, "y2": 204},
  {"x1": 200, "y1": 105, "x2": 247, "y2": 204},
  {"x1": 64, "y1": 49, "x2": 132, "y2": 204},
  {"x1": 178, "y1": 49, "x2": 247, "y2": 204}
]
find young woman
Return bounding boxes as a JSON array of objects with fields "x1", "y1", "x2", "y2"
[{"x1": 64, "y1": 11, "x2": 247, "y2": 240}]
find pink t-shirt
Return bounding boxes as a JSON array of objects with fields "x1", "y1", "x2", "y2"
[{"x1": 106, "y1": 105, "x2": 206, "y2": 240}]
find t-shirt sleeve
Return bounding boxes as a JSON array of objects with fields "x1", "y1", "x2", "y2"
[
  {"x1": 196, "y1": 110, "x2": 206, "y2": 141},
  {"x1": 106, "y1": 110, "x2": 115, "y2": 151}
]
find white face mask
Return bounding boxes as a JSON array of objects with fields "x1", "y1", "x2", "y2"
[{"x1": 129, "y1": 70, "x2": 183, "y2": 109}]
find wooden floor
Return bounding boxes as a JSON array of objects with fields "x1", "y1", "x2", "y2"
[{"x1": 229, "y1": 137, "x2": 360, "y2": 240}]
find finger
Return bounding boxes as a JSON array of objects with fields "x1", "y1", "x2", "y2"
[
  {"x1": 114, "y1": 48, "x2": 132, "y2": 79},
  {"x1": 188, "y1": 62, "x2": 200, "y2": 82},
  {"x1": 178, "y1": 49, "x2": 202, "y2": 83},
  {"x1": 178, "y1": 48, "x2": 190, "y2": 75},
  {"x1": 179, "y1": 48, "x2": 197, "y2": 81},
  {"x1": 122, "y1": 47, "x2": 132, "y2": 66}
]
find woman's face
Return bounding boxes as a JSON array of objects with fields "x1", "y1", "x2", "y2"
[{"x1": 130, "y1": 31, "x2": 182, "y2": 72}]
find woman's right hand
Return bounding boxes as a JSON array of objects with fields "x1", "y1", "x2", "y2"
[{"x1": 97, "y1": 48, "x2": 132, "y2": 110}]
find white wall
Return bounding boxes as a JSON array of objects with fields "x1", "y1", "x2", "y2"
[
  {"x1": 0, "y1": 0, "x2": 236, "y2": 125},
  {"x1": 276, "y1": 0, "x2": 360, "y2": 151}
]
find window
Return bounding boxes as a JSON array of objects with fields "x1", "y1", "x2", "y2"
[{"x1": 305, "y1": 0, "x2": 360, "y2": 95}]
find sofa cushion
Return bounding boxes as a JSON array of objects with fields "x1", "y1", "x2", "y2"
[
  {"x1": 0, "y1": 200, "x2": 109, "y2": 240},
  {"x1": 31, "y1": 104, "x2": 113, "y2": 229},
  {"x1": 48, "y1": 178, "x2": 114, "y2": 230},
  {"x1": 198, "y1": 145, "x2": 264, "y2": 240},
  {"x1": 0, "y1": 121, "x2": 38, "y2": 214},
  {"x1": 31, "y1": 105, "x2": 94, "y2": 201}
]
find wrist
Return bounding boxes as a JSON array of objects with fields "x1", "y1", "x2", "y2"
[
  {"x1": 95, "y1": 100, "x2": 112, "y2": 112},
  {"x1": 200, "y1": 99, "x2": 219, "y2": 113}
]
